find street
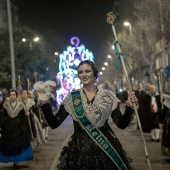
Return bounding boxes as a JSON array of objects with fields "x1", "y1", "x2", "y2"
[{"x1": 0, "y1": 115, "x2": 170, "y2": 170}]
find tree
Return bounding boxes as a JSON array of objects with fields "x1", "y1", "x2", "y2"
[
  {"x1": 0, "y1": 29, "x2": 11, "y2": 88},
  {"x1": 117, "y1": 0, "x2": 170, "y2": 82},
  {"x1": 0, "y1": 28, "x2": 48, "y2": 89}
]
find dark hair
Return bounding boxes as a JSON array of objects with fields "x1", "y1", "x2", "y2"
[
  {"x1": 22, "y1": 90, "x2": 29, "y2": 95},
  {"x1": 9, "y1": 89, "x2": 18, "y2": 96},
  {"x1": 78, "y1": 60, "x2": 98, "y2": 79},
  {"x1": 137, "y1": 82, "x2": 142, "y2": 85}
]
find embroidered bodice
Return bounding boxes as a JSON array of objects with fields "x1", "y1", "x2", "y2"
[{"x1": 62, "y1": 87, "x2": 120, "y2": 127}]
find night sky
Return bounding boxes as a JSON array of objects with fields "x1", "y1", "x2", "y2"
[{"x1": 15, "y1": 0, "x2": 116, "y2": 68}]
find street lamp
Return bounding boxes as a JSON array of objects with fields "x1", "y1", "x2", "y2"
[
  {"x1": 55, "y1": 52, "x2": 58, "y2": 55},
  {"x1": 102, "y1": 67, "x2": 105, "y2": 70},
  {"x1": 124, "y1": 21, "x2": 132, "y2": 36},
  {"x1": 7, "y1": 0, "x2": 16, "y2": 89},
  {"x1": 22, "y1": 38, "x2": 26, "y2": 42},
  {"x1": 54, "y1": 52, "x2": 59, "y2": 63},
  {"x1": 33, "y1": 37, "x2": 39, "y2": 42},
  {"x1": 107, "y1": 55, "x2": 112, "y2": 59},
  {"x1": 104, "y1": 62, "x2": 108, "y2": 66},
  {"x1": 22, "y1": 37, "x2": 40, "y2": 42},
  {"x1": 22, "y1": 37, "x2": 40, "y2": 49}
]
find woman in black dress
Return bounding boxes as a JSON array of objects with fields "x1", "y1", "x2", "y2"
[
  {"x1": 34, "y1": 60, "x2": 137, "y2": 170},
  {"x1": 0, "y1": 89, "x2": 33, "y2": 169}
]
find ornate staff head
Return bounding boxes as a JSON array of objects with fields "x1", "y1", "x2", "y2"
[{"x1": 106, "y1": 12, "x2": 116, "y2": 25}]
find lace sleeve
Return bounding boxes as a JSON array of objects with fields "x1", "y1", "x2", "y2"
[{"x1": 106, "y1": 91, "x2": 120, "y2": 111}]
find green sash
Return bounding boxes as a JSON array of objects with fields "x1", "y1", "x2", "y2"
[{"x1": 71, "y1": 91, "x2": 128, "y2": 170}]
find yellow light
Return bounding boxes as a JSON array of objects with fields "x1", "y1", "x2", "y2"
[
  {"x1": 34, "y1": 37, "x2": 39, "y2": 42},
  {"x1": 22, "y1": 38, "x2": 26, "y2": 42},
  {"x1": 124, "y1": 22, "x2": 130, "y2": 26}
]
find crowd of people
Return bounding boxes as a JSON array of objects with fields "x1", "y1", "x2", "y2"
[
  {"x1": 101, "y1": 80, "x2": 170, "y2": 156},
  {"x1": 0, "y1": 60, "x2": 170, "y2": 169},
  {"x1": 0, "y1": 88, "x2": 51, "y2": 169}
]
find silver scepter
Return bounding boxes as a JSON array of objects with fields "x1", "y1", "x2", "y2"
[{"x1": 106, "y1": 12, "x2": 152, "y2": 170}]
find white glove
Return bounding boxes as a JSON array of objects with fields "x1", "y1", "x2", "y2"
[{"x1": 33, "y1": 80, "x2": 56, "y2": 101}]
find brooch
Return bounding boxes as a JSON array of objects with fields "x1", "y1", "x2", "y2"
[{"x1": 74, "y1": 99, "x2": 81, "y2": 106}]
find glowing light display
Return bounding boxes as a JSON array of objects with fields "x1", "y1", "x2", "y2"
[{"x1": 56, "y1": 37, "x2": 94, "y2": 105}]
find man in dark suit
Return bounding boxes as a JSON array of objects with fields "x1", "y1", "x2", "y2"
[
  {"x1": 142, "y1": 85, "x2": 162, "y2": 141},
  {"x1": 135, "y1": 82, "x2": 146, "y2": 130}
]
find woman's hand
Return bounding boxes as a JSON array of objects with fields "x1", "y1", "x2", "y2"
[{"x1": 126, "y1": 92, "x2": 138, "y2": 108}]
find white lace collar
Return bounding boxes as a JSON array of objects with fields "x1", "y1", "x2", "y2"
[
  {"x1": 22, "y1": 98, "x2": 35, "y2": 110},
  {"x1": 62, "y1": 86, "x2": 120, "y2": 128},
  {"x1": 3, "y1": 101, "x2": 24, "y2": 118}
]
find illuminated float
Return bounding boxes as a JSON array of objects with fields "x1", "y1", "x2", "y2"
[{"x1": 56, "y1": 36, "x2": 94, "y2": 105}]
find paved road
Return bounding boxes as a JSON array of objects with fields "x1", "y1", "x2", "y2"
[{"x1": 0, "y1": 116, "x2": 170, "y2": 170}]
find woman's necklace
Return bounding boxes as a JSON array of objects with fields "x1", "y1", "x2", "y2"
[
  {"x1": 83, "y1": 87, "x2": 97, "y2": 114},
  {"x1": 84, "y1": 87, "x2": 97, "y2": 102}
]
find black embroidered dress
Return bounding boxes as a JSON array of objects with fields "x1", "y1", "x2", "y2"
[
  {"x1": 39, "y1": 87, "x2": 134, "y2": 170},
  {"x1": 0, "y1": 101, "x2": 33, "y2": 163},
  {"x1": 161, "y1": 105, "x2": 170, "y2": 156}
]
